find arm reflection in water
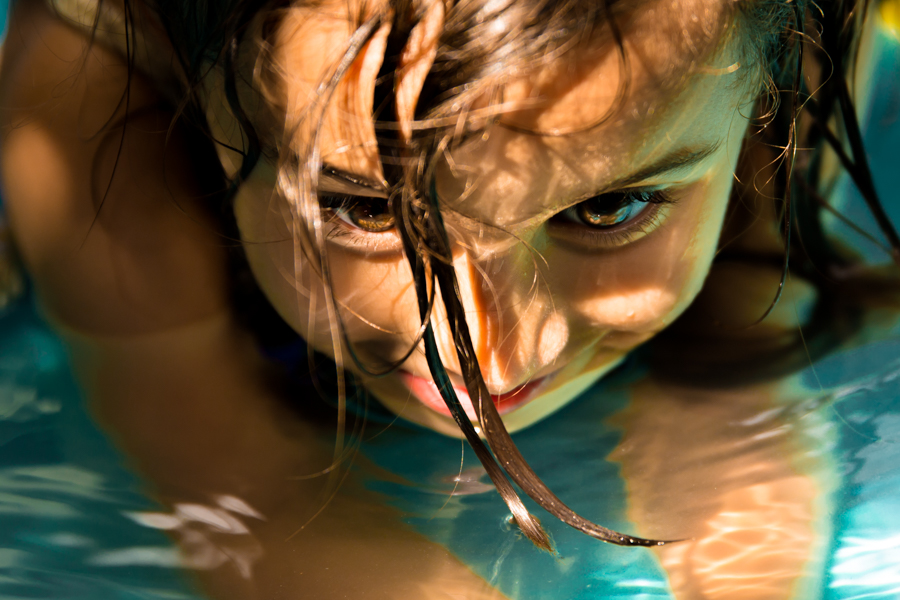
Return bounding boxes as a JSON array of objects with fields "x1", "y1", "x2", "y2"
[
  {"x1": 66, "y1": 319, "x2": 510, "y2": 600},
  {"x1": 612, "y1": 377, "x2": 835, "y2": 600}
]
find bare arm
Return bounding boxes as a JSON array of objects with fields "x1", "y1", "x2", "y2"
[
  {"x1": 0, "y1": 3, "x2": 506, "y2": 598},
  {"x1": 0, "y1": 0, "x2": 228, "y2": 335}
]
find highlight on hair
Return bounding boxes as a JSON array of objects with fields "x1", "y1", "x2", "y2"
[{"x1": 100, "y1": 0, "x2": 895, "y2": 549}]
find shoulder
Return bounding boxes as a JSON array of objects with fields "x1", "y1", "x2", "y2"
[{"x1": 0, "y1": 0, "x2": 230, "y2": 336}]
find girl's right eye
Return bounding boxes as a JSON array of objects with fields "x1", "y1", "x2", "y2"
[
  {"x1": 319, "y1": 194, "x2": 395, "y2": 233},
  {"x1": 318, "y1": 193, "x2": 403, "y2": 253}
]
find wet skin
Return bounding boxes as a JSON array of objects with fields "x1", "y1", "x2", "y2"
[{"x1": 227, "y1": 0, "x2": 759, "y2": 436}]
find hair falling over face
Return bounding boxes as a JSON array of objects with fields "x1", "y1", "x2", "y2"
[{"x1": 137, "y1": 0, "x2": 896, "y2": 550}]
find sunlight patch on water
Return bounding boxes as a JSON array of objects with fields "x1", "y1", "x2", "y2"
[
  {"x1": 830, "y1": 533, "x2": 900, "y2": 597},
  {"x1": 659, "y1": 478, "x2": 818, "y2": 600},
  {"x1": 88, "y1": 546, "x2": 183, "y2": 568},
  {"x1": 122, "y1": 498, "x2": 266, "y2": 580},
  {"x1": 0, "y1": 382, "x2": 60, "y2": 421}
]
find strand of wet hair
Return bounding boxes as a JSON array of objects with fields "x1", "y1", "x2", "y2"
[
  {"x1": 750, "y1": 1, "x2": 807, "y2": 325},
  {"x1": 375, "y1": 4, "x2": 553, "y2": 549},
  {"x1": 833, "y1": 70, "x2": 900, "y2": 262},
  {"x1": 391, "y1": 193, "x2": 554, "y2": 552}
]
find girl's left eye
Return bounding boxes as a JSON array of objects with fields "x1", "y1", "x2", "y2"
[
  {"x1": 547, "y1": 189, "x2": 676, "y2": 249},
  {"x1": 562, "y1": 189, "x2": 667, "y2": 229}
]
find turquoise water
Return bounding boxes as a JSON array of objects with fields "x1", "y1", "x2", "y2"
[
  {"x1": 4, "y1": 289, "x2": 900, "y2": 598},
  {"x1": 817, "y1": 342, "x2": 900, "y2": 598},
  {"x1": 5, "y1": 285, "x2": 900, "y2": 599},
  {"x1": 0, "y1": 301, "x2": 204, "y2": 599},
  {"x1": 2, "y1": 10, "x2": 900, "y2": 600}
]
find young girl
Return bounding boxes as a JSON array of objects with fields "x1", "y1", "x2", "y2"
[{"x1": 0, "y1": 0, "x2": 897, "y2": 597}]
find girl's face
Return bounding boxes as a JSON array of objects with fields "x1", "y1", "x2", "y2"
[{"x1": 232, "y1": 0, "x2": 756, "y2": 436}]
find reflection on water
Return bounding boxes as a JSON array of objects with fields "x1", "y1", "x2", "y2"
[
  {"x1": 611, "y1": 380, "x2": 836, "y2": 600},
  {"x1": 101, "y1": 496, "x2": 266, "y2": 577},
  {"x1": 359, "y1": 371, "x2": 672, "y2": 599},
  {"x1": 819, "y1": 344, "x2": 900, "y2": 599},
  {"x1": 3, "y1": 290, "x2": 900, "y2": 598},
  {"x1": 0, "y1": 300, "x2": 203, "y2": 599}
]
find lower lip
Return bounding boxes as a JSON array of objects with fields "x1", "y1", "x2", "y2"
[{"x1": 399, "y1": 372, "x2": 546, "y2": 420}]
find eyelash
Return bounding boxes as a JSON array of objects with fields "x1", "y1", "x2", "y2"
[
  {"x1": 318, "y1": 188, "x2": 677, "y2": 252},
  {"x1": 547, "y1": 189, "x2": 676, "y2": 249}
]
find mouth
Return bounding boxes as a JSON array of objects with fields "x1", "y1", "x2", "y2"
[{"x1": 399, "y1": 371, "x2": 548, "y2": 420}]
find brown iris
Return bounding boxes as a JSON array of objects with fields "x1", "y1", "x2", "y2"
[
  {"x1": 322, "y1": 195, "x2": 395, "y2": 232},
  {"x1": 574, "y1": 191, "x2": 656, "y2": 228}
]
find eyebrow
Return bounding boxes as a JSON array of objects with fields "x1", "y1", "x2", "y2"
[{"x1": 604, "y1": 141, "x2": 723, "y2": 190}]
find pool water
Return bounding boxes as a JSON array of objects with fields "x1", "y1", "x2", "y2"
[
  {"x1": 0, "y1": 300, "x2": 204, "y2": 599},
  {"x1": 2, "y1": 9, "x2": 900, "y2": 600},
  {"x1": 4, "y1": 278, "x2": 900, "y2": 599},
  {"x1": 358, "y1": 338, "x2": 900, "y2": 599}
]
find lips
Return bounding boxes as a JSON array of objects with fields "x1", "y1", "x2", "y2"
[{"x1": 399, "y1": 371, "x2": 546, "y2": 420}]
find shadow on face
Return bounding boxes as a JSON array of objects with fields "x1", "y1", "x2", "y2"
[{"x1": 232, "y1": 0, "x2": 761, "y2": 434}]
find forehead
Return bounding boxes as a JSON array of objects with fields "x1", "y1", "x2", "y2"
[
  {"x1": 269, "y1": 0, "x2": 748, "y2": 191},
  {"x1": 499, "y1": 0, "x2": 738, "y2": 134},
  {"x1": 441, "y1": 23, "x2": 750, "y2": 226}
]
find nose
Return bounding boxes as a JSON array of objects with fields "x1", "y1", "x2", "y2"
[{"x1": 435, "y1": 240, "x2": 570, "y2": 394}]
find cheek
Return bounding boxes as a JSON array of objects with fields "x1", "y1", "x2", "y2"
[
  {"x1": 326, "y1": 249, "x2": 419, "y2": 341},
  {"x1": 557, "y1": 178, "x2": 730, "y2": 335},
  {"x1": 234, "y1": 173, "x2": 420, "y2": 361},
  {"x1": 242, "y1": 229, "x2": 418, "y2": 358},
  {"x1": 240, "y1": 230, "x2": 326, "y2": 341}
]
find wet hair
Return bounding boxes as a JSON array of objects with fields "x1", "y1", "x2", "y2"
[
  {"x1": 650, "y1": 0, "x2": 900, "y2": 383},
  {"x1": 106, "y1": 0, "x2": 894, "y2": 549}
]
